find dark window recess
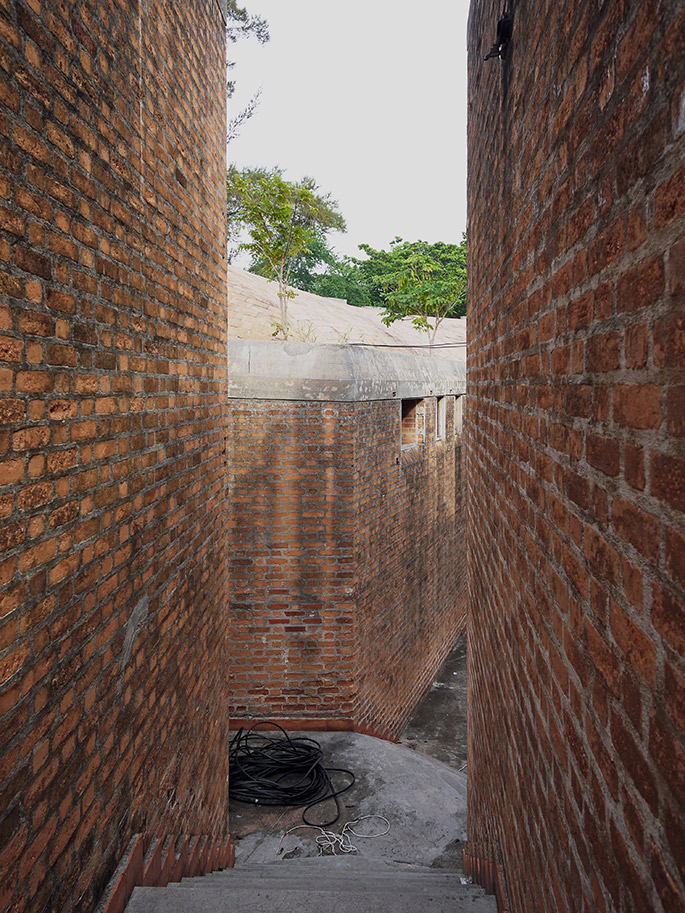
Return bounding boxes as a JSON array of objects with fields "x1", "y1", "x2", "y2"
[{"x1": 401, "y1": 399, "x2": 421, "y2": 448}]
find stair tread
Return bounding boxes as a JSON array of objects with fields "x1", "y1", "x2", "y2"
[
  {"x1": 172, "y1": 875, "x2": 483, "y2": 891},
  {"x1": 187, "y1": 862, "x2": 469, "y2": 878},
  {"x1": 127, "y1": 882, "x2": 497, "y2": 913},
  {"x1": 221, "y1": 857, "x2": 457, "y2": 872}
]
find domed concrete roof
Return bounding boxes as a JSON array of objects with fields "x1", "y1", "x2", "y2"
[{"x1": 228, "y1": 266, "x2": 467, "y2": 362}]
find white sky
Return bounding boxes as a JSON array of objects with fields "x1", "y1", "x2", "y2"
[{"x1": 227, "y1": 0, "x2": 469, "y2": 261}]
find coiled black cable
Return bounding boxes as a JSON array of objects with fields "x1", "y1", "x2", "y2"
[{"x1": 229, "y1": 721, "x2": 355, "y2": 827}]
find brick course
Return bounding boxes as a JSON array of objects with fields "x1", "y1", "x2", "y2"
[
  {"x1": 0, "y1": 2, "x2": 229, "y2": 911},
  {"x1": 467, "y1": 1, "x2": 684, "y2": 911}
]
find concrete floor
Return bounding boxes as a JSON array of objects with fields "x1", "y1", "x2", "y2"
[
  {"x1": 228, "y1": 633, "x2": 469, "y2": 871},
  {"x1": 398, "y1": 633, "x2": 468, "y2": 771},
  {"x1": 229, "y1": 731, "x2": 468, "y2": 871}
]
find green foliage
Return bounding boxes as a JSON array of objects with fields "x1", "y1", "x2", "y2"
[
  {"x1": 309, "y1": 259, "x2": 373, "y2": 308},
  {"x1": 227, "y1": 165, "x2": 346, "y2": 337},
  {"x1": 355, "y1": 236, "x2": 467, "y2": 344},
  {"x1": 251, "y1": 233, "x2": 470, "y2": 324},
  {"x1": 278, "y1": 235, "x2": 468, "y2": 323},
  {"x1": 226, "y1": 0, "x2": 269, "y2": 47},
  {"x1": 257, "y1": 235, "x2": 373, "y2": 307},
  {"x1": 249, "y1": 229, "x2": 336, "y2": 292}
]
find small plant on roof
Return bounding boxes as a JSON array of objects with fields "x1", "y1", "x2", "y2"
[{"x1": 227, "y1": 166, "x2": 346, "y2": 339}]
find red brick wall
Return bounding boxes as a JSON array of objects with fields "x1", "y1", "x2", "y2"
[
  {"x1": 0, "y1": 2, "x2": 229, "y2": 911},
  {"x1": 354, "y1": 397, "x2": 466, "y2": 737},
  {"x1": 227, "y1": 394, "x2": 466, "y2": 738},
  {"x1": 467, "y1": 2, "x2": 684, "y2": 912},
  {"x1": 227, "y1": 399, "x2": 358, "y2": 721}
]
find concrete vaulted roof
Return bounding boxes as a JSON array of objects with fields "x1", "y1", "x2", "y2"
[
  {"x1": 228, "y1": 266, "x2": 467, "y2": 361},
  {"x1": 227, "y1": 339, "x2": 466, "y2": 402},
  {"x1": 227, "y1": 267, "x2": 466, "y2": 401}
]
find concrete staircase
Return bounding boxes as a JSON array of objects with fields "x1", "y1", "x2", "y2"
[
  {"x1": 125, "y1": 855, "x2": 497, "y2": 912},
  {"x1": 125, "y1": 729, "x2": 496, "y2": 913}
]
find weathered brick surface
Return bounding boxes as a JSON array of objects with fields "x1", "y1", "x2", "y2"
[
  {"x1": 226, "y1": 399, "x2": 358, "y2": 722},
  {"x1": 467, "y1": 1, "x2": 684, "y2": 911},
  {"x1": 227, "y1": 395, "x2": 466, "y2": 738},
  {"x1": 354, "y1": 398, "x2": 466, "y2": 737},
  {"x1": 0, "y1": 2, "x2": 229, "y2": 912}
]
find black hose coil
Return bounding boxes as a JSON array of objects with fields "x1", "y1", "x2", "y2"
[{"x1": 229, "y1": 721, "x2": 355, "y2": 827}]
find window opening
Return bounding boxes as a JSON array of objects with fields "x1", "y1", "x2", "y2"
[
  {"x1": 401, "y1": 398, "x2": 421, "y2": 448},
  {"x1": 455, "y1": 395, "x2": 463, "y2": 435},
  {"x1": 436, "y1": 396, "x2": 446, "y2": 440}
]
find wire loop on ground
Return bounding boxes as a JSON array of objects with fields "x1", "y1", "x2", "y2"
[
  {"x1": 229, "y1": 721, "x2": 355, "y2": 828},
  {"x1": 278, "y1": 815, "x2": 391, "y2": 857}
]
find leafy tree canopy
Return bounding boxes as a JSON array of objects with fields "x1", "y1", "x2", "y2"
[
  {"x1": 227, "y1": 165, "x2": 346, "y2": 337},
  {"x1": 356, "y1": 236, "x2": 467, "y2": 344},
  {"x1": 356, "y1": 237, "x2": 466, "y2": 313},
  {"x1": 249, "y1": 228, "x2": 336, "y2": 293},
  {"x1": 251, "y1": 230, "x2": 373, "y2": 308},
  {"x1": 256, "y1": 234, "x2": 468, "y2": 325},
  {"x1": 309, "y1": 256, "x2": 373, "y2": 308}
]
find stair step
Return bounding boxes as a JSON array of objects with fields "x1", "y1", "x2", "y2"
[
  {"x1": 212, "y1": 857, "x2": 440, "y2": 872},
  {"x1": 127, "y1": 882, "x2": 496, "y2": 913},
  {"x1": 173, "y1": 873, "x2": 481, "y2": 892},
  {"x1": 184, "y1": 858, "x2": 463, "y2": 882},
  {"x1": 126, "y1": 859, "x2": 496, "y2": 913},
  {"x1": 186, "y1": 871, "x2": 476, "y2": 887}
]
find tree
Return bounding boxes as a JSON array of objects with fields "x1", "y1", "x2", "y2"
[
  {"x1": 252, "y1": 232, "x2": 373, "y2": 307},
  {"x1": 227, "y1": 166, "x2": 346, "y2": 338},
  {"x1": 249, "y1": 228, "x2": 336, "y2": 292},
  {"x1": 226, "y1": 2, "x2": 269, "y2": 144},
  {"x1": 309, "y1": 257, "x2": 373, "y2": 307},
  {"x1": 356, "y1": 236, "x2": 467, "y2": 345}
]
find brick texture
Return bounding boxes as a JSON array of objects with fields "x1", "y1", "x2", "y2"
[
  {"x1": 226, "y1": 395, "x2": 466, "y2": 738},
  {"x1": 354, "y1": 398, "x2": 466, "y2": 737},
  {"x1": 0, "y1": 2, "x2": 229, "y2": 912},
  {"x1": 467, "y1": 1, "x2": 685, "y2": 912}
]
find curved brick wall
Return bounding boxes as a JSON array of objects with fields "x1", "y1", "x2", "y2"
[
  {"x1": 354, "y1": 397, "x2": 466, "y2": 738},
  {"x1": 0, "y1": 2, "x2": 229, "y2": 911},
  {"x1": 467, "y1": 1, "x2": 684, "y2": 911}
]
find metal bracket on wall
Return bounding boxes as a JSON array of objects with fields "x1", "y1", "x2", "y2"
[{"x1": 484, "y1": 9, "x2": 513, "y2": 61}]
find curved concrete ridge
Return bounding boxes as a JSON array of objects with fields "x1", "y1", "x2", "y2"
[
  {"x1": 227, "y1": 339, "x2": 466, "y2": 402},
  {"x1": 230, "y1": 731, "x2": 468, "y2": 869}
]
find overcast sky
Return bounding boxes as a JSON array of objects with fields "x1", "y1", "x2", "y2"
[{"x1": 227, "y1": 0, "x2": 469, "y2": 260}]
